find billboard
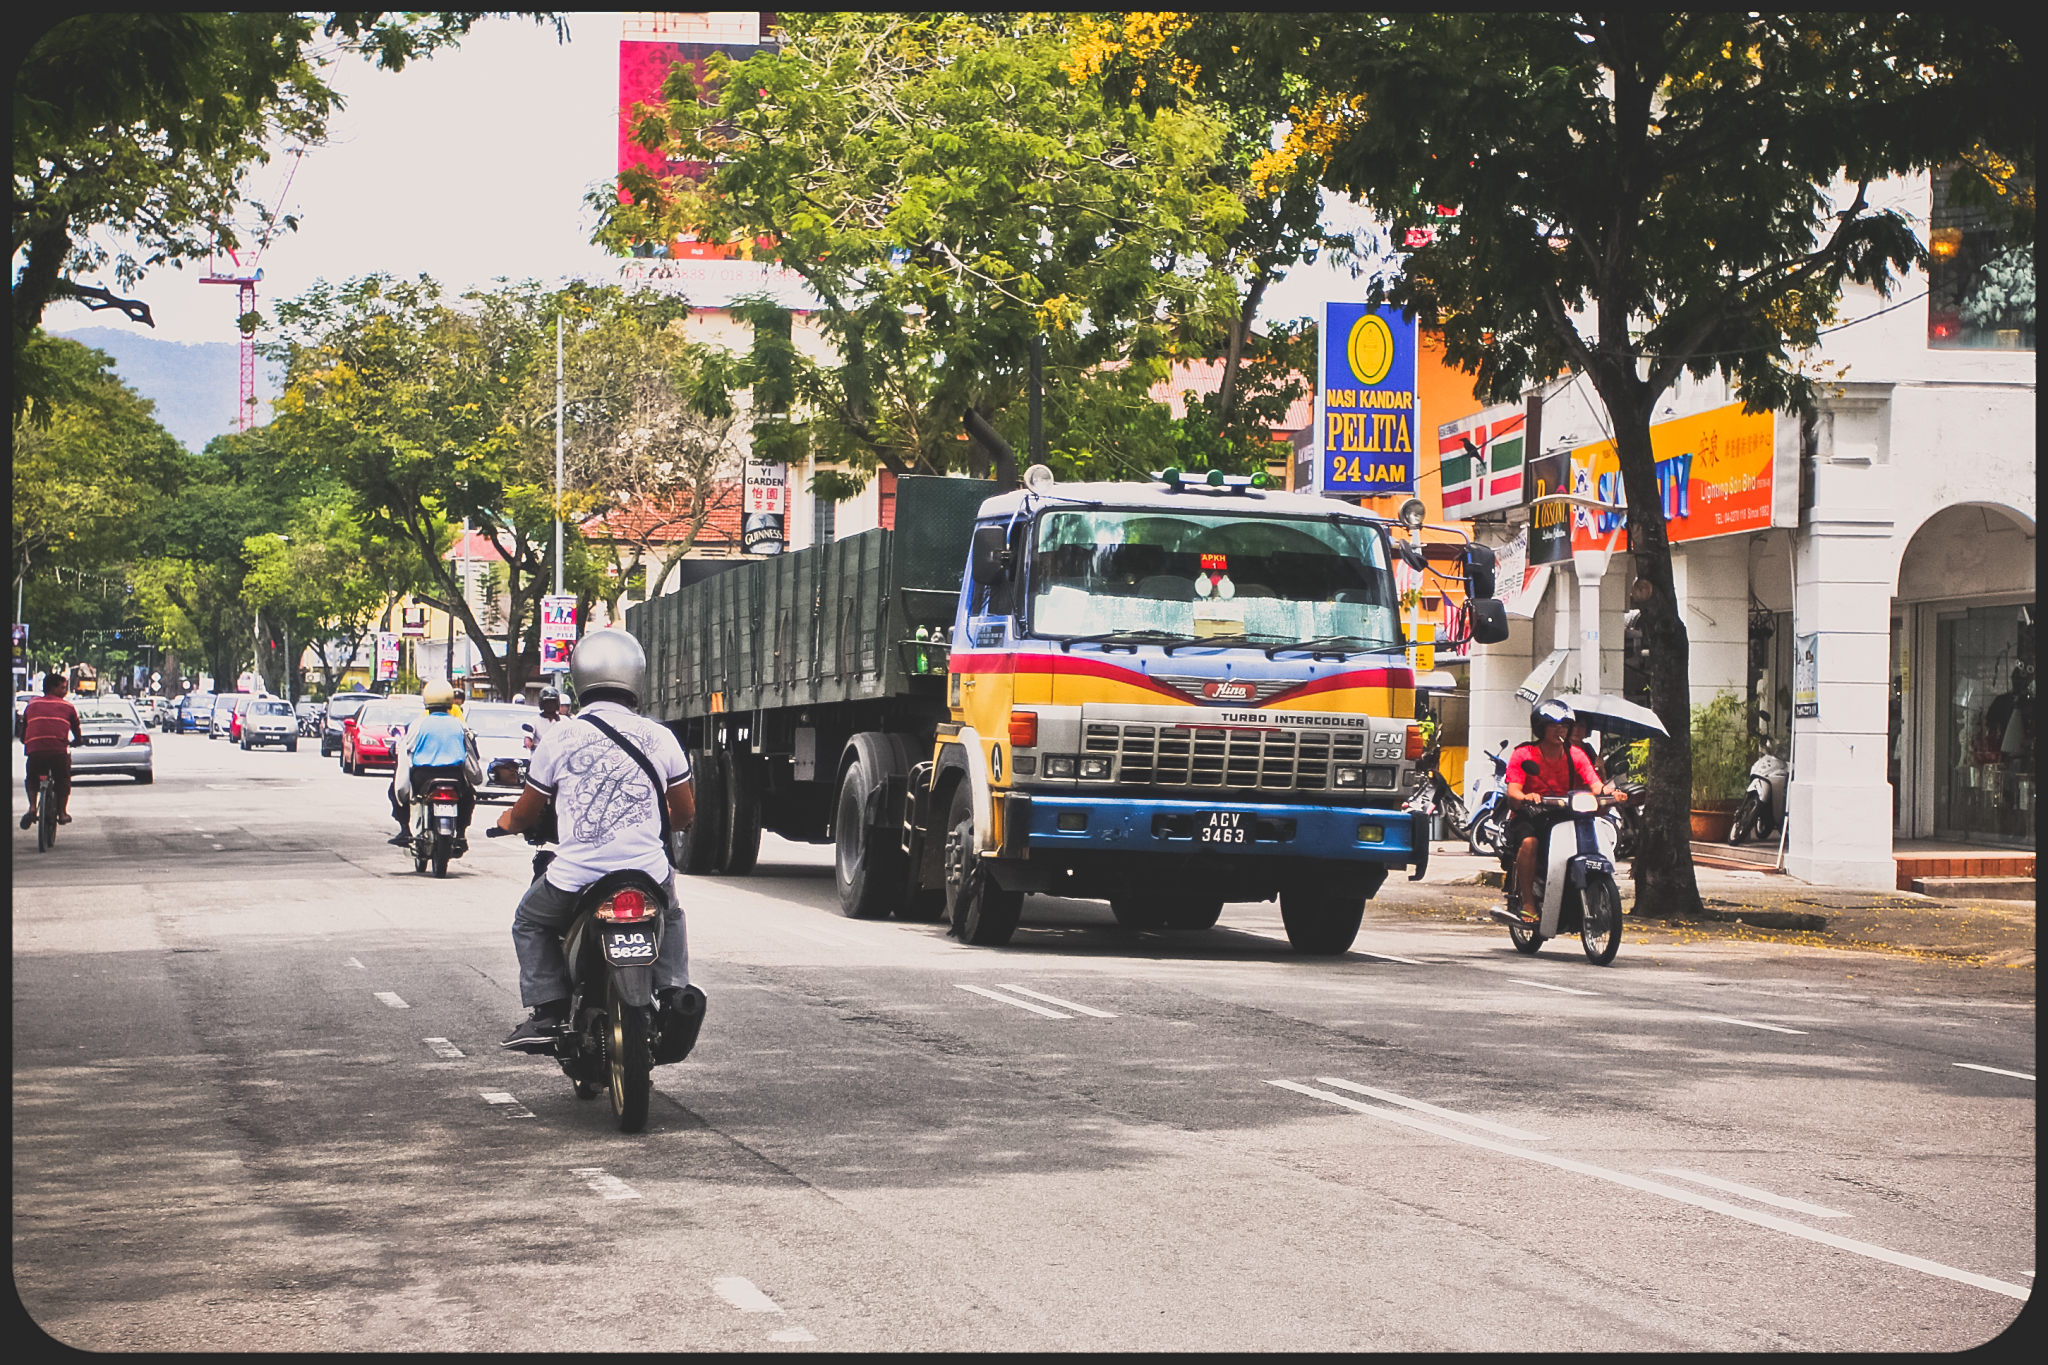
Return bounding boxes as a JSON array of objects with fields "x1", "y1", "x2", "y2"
[
  {"x1": 1318, "y1": 303, "x2": 1419, "y2": 497},
  {"x1": 540, "y1": 594, "x2": 578, "y2": 673},
  {"x1": 1525, "y1": 449, "x2": 1575, "y2": 565},
  {"x1": 1439, "y1": 403, "x2": 1528, "y2": 518},
  {"x1": 399, "y1": 605, "x2": 428, "y2": 638},
  {"x1": 1569, "y1": 403, "x2": 1774, "y2": 552},
  {"x1": 375, "y1": 633, "x2": 400, "y2": 682},
  {"x1": 742, "y1": 457, "x2": 787, "y2": 555},
  {"x1": 619, "y1": 14, "x2": 770, "y2": 247}
]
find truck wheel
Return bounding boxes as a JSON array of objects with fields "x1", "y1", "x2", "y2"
[
  {"x1": 944, "y1": 782, "x2": 1023, "y2": 946},
  {"x1": 1279, "y1": 890, "x2": 1364, "y2": 955},
  {"x1": 834, "y1": 752, "x2": 905, "y2": 918},
  {"x1": 676, "y1": 748, "x2": 726, "y2": 875},
  {"x1": 1163, "y1": 898, "x2": 1224, "y2": 931},
  {"x1": 723, "y1": 750, "x2": 762, "y2": 875}
]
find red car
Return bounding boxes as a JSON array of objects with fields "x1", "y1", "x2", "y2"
[{"x1": 341, "y1": 697, "x2": 424, "y2": 776}]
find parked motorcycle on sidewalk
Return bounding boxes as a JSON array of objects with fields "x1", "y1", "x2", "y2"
[
  {"x1": 408, "y1": 775, "x2": 469, "y2": 878},
  {"x1": 485, "y1": 825, "x2": 705, "y2": 1133},
  {"x1": 1488, "y1": 790, "x2": 1629, "y2": 964},
  {"x1": 1463, "y1": 742, "x2": 1512, "y2": 858},
  {"x1": 1729, "y1": 723, "x2": 1788, "y2": 845}
]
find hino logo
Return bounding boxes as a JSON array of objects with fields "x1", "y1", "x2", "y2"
[{"x1": 1202, "y1": 680, "x2": 1256, "y2": 701}]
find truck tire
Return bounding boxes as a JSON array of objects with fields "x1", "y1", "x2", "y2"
[
  {"x1": 834, "y1": 746, "x2": 905, "y2": 918},
  {"x1": 723, "y1": 750, "x2": 762, "y2": 876},
  {"x1": 1279, "y1": 890, "x2": 1365, "y2": 955},
  {"x1": 676, "y1": 748, "x2": 726, "y2": 875},
  {"x1": 944, "y1": 781, "x2": 1023, "y2": 946}
]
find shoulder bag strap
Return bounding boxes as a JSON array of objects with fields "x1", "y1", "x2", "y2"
[{"x1": 578, "y1": 713, "x2": 674, "y2": 844}]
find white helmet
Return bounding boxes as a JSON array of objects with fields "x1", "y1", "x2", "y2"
[{"x1": 569, "y1": 628, "x2": 646, "y2": 707}]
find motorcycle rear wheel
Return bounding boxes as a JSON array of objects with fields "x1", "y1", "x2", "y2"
[
  {"x1": 1729, "y1": 792, "x2": 1760, "y2": 845},
  {"x1": 1580, "y1": 875, "x2": 1623, "y2": 965},
  {"x1": 1468, "y1": 810, "x2": 1506, "y2": 859},
  {"x1": 608, "y1": 979, "x2": 653, "y2": 1133},
  {"x1": 412, "y1": 838, "x2": 427, "y2": 875},
  {"x1": 431, "y1": 833, "x2": 450, "y2": 879},
  {"x1": 1508, "y1": 919, "x2": 1544, "y2": 955}
]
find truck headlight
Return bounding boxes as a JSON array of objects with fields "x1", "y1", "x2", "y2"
[
  {"x1": 1365, "y1": 766, "x2": 1398, "y2": 789},
  {"x1": 1335, "y1": 765, "x2": 1362, "y2": 787},
  {"x1": 1045, "y1": 755, "x2": 1076, "y2": 778},
  {"x1": 1358, "y1": 823, "x2": 1385, "y2": 843},
  {"x1": 1079, "y1": 756, "x2": 1112, "y2": 779}
]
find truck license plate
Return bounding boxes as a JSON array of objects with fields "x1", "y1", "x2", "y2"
[{"x1": 1196, "y1": 810, "x2": 1254, "y2": 845}]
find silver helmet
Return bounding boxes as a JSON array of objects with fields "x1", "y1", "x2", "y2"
[{"x1": 568, "y1": 628, "x2": 647, "y2": 707}]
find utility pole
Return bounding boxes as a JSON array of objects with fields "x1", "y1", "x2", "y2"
[{"x1": 555, "y1": 314, "x2": 566, "y2": 597}]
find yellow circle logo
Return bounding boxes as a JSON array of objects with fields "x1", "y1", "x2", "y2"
[{"x1": 1347, "y1": 313, "x2": 1395, "y2": 387}]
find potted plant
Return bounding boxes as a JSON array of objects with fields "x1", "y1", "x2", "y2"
[{"x1": 1688, "y1": 690, "x2": 1750, "y2": 841}]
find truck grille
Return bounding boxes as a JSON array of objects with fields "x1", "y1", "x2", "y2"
[{"x1": 1084, "y1": 722, "x2": 1367, "y2": 791}]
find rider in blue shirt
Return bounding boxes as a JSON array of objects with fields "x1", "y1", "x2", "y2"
[{"x1": 387, "y1": 681, "x2": 477, "y2": 847}]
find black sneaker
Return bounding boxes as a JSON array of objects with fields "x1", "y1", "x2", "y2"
[
  {"x1": 502, "y1": 1005, "x2": 567, "y2": 1052},
  {"x1": 19, "y1": 811, "x2": 32, "y2": 830},
  {"x1": 388, "y1": 833, "x2": 411, "y2": 848}
]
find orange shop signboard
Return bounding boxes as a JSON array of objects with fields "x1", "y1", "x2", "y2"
[{"x1": 1570, "y1": 403, "x2": 1773, "y2": 552}]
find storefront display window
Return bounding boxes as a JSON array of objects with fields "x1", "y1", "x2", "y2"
[
  {"x1": 1934, "y1": 602, "x2": 2035, "y2": 845},
  {"x1": 1927, "y1": 162, "x2": 2035, "y2": 351}
]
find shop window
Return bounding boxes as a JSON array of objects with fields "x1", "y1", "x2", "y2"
[
  {"x1": 813, "y1": 494, "x2": 837, "y2": 547},
  {"x1": 1927, "y1": 162, "x2": 2035, "y2": 350},
  {"x1": 1934, "y1": 602, "x2": 2035, "y2": 846}
]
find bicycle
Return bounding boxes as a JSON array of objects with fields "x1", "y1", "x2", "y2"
[{"x1": 35, "y1": 772, "x2": 58, "y2": 852}]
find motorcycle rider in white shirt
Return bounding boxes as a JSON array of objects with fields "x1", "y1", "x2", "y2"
[{"x1": 495, "y1": 630, "x2": 700, "y2": 1051}]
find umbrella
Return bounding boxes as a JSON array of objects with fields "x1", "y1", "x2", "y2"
[{"x1": 1552, "y1": 692, "x2": 1669, "y2": 741}]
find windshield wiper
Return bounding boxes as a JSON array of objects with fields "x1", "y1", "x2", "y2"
[
  {"x1": 1059, "y1": 629, "x2": 1200, "y2": 655},
  {"x1": 1263, "y1": 634, "x2": 1401, "y2": 661}
]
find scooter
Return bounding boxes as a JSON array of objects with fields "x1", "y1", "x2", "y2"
[
  {"x1": 408, "y1": 775, "x2": 469, "y2": 878},
  {"x1": 1463, "y1": 742, "x2": 1512, "y2": 858},
  {"x1": 485, "y1": 824, "x2": 706, "y2": 1133},
  {"x1": 1487, "y1": 790, "x2": 1628, "y2": 964},
  {"x1": 1729, "y1": 731, "x2": 1788, "y2": 845}
]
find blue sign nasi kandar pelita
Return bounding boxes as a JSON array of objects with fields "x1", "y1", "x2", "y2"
[{"x1": 1318, "y1": 302, "x2": 1420, "y2": 497}]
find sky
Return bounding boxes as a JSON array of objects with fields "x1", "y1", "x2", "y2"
[{"x1": 42, "y1": 11, "x2": 1378, "y2": 350}]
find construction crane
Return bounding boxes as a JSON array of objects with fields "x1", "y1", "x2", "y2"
[{"x1": 200, "y1": 147, "x2": 304, "y2": 432}]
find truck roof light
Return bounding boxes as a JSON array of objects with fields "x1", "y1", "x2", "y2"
[{"x1": 1023, "y1": 464, "x2": 1056, "y2": 495}]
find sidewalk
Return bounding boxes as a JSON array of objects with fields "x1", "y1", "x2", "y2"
[{"x1": 1378, "y1": 842, "x2": 2037, "y2": 975}]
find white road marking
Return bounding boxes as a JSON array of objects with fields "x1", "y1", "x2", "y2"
[
  {"x1": 1314, "y1": 1077, "x2": 1548, "y2": 1141},
  {"x1": 1700, "y1": 1014, "x2": 1806, "y2": 1035},
  {"x1": 712, "y1": 1276, "x2": 784, "y2": 1312},
  {"x1": 1354, "y1": 950, "x2": 1429, "y2": 965},
  {"x1": 955, "y1": 984, "x2": 1070, "y2": 1019},
  {"x1": 1506, "y1": 977, "x2": 1598, "y2": 996},
  {"x1": 481, "y1": 1092, "x2": 536, "y2": 1120},
  {"x1": 768, "y1": 1329, "x2": 816, "y2": 1342},
  {"x1": 374, "y1": 992, "x2": 410, "y2": 1009},
  {"x1": 571, "y1": 1167, "x2": 639, "y2": 1199},
  {"x1": 1953, "y1": 1062, "x2": 2035, "y2": 1081},
  {"x1": 423, "y1": 1037, "x2": 464, "y2": 1059},
  {"x1": 996, "y1": 984, "x2": 1117, "y2": 1018},
  {"x1": 344, "y1": 957, "x2": 365, "y2": 970},
  {"x1": 1652, "y1": 1169, "x2": 1850, "y2": 1219},
  {"x1": 212, "y1": 844, "x2": 224, "y2": 850},
  {"x1": 1271, "y1": 1080, "x2": 2027, "y2": 1301}
]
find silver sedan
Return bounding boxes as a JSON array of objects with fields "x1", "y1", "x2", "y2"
[{"x1": 70, "y1": 697, "x2": 155, "y2": 783}]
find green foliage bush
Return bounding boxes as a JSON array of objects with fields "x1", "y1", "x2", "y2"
[{"x1": 1689, "y1": 691, "x2": 1751, "y2": 805}]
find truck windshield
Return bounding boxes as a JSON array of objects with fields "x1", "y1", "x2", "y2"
[{"x1": 1029, "y1": 508, "x2": 1399, "y2": 649}]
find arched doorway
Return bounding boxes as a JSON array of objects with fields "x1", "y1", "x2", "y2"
[{"x1": 1893, "y1": 503, "x2": 2035, "y2": 845}]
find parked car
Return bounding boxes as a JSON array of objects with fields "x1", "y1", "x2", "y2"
[
  {"x1": 342, "y1": 695, "x2": 425, "y2": 775},
  {"x1": 70, "y1": 697, "x2": 154, "y2": 783},
  {"x1": 166, "y1": 693, "x2": 214, "y2": 734},
  {"x1": 462, "y1": 702, "x2": 535, "y2": 802},
  {"x1": 240, "y1": 696, "x2": 300, "y2": 751},
  {"x1": 320, "y1": 691, "x2": 378, "y2": 757},
  {"x1": 208, "y1": 691, "x2": 254, "y2": 740}
]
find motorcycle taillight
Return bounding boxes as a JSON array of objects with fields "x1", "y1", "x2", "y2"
[{"x1": 596, "y1": 889, "x2": 648, "y2": 922}]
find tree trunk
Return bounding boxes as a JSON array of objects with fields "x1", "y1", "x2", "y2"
[{"x1": 1586, "y1": 363, "x2": 1704, "y2": 921}]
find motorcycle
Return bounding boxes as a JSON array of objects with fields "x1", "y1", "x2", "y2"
[
  {"x1": 1463, "y1": 742, "x2": 1512, "y2": 858},
  {"x1": 408, "y1": 775, "x2": 469, "y2": 878},
  {"x1": 1729, "y1": 728, "x2": 1788, "y2": 845},
  {"x1": 1403, "y1": 736, "x2": 1470, "y2": 847},
  {"x1": 485, "y1": 824, "x2": 706, "y2": 1133},
  {"x1": 1487, "y1": 790, "x2": 1628, "y2": 965}
]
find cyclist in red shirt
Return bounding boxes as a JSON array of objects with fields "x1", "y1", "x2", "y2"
[
  {"x1": 1503, "y1": 698, "x2": 1622, "y2": 923},
  {"x1": 20, "y1": 674, "x2": 83, "y2": 829}
]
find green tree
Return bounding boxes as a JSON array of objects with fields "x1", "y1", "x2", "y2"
[
  {"x1": 595, "y1": 12, "x2": 1250, "y2": 485},
  {"x1": 241, "y1": 493, "x2": 421, "y2": 696},
  {"x1": 13, "y1": 11, "x2": 567, "y2": 414},
  {"x1": 1167, "y1": 13, "x2": 2028, "y2": 917}
]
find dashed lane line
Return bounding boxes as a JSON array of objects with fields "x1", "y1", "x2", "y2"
[
  {"x1": 423, "y1": 1037, "x2": 464, "y2": 1059},
  {"x1": 955, "y1": 984, "x2": 1070, "y2": 1019},
  {"x1": 1699, "y1": 1014, "x2": 1806, "y2": 1035},
  {"x1": 996, "y1": 984, "x2": 1117, "y2": 1018},
  {"x1": 1954, "y1": 1062, "x2": 2034, "y2": 1081},
  {"x1": 1314, "y1": 1076, "x2": 1548, "y2": 1142},
  {"x1": 374, "y1": 991, "x2": 410, "y2": 1010},
  {"x1": 1352, "y1": 950, "x2": 1431, "y2": 966},
  {"x1": 481, "y1": 1092, "x2": 536, "y2": 1120},
  {"x1": 1652, "y1": 1169, "x2": 1849, "y2": 1219},
  {"x1": 343, "y1": 958, "x2": 365, "y2": 970},
  {"x1": 712, "y1": 1277, "x2": 784, "y2": 1312},
  {"x1": 571, "y1": 1167, "x2": 639, "y2": 1199},
  {"x1": 1270, "y1": 1079, "x2": 2027, "y2": 1301},
  {"x1": 1506, "y1": 978, "x2": 1598, "y2": 996}
]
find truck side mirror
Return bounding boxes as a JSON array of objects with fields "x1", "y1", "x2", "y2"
[
  {"x1": 1464, "y1": 544, "x2": 1497, "y2": 600},
  {"x1": 1468, "y1": 597, "x2": 1510, "y2": 645},
  {"x1": 971, "y1": 525, "x2": 1011, "y2": 585}
]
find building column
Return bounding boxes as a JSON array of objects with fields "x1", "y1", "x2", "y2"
[{"x1": 1785, "y1": 385, "x2": 1897, "y2": 890}]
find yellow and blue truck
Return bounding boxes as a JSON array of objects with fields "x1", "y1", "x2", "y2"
[{"x1": 626, "y1": 470, "x2": 1504, "y2": 953}]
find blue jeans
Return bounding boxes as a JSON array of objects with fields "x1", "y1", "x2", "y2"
[{"x1": 512, "y1": 868, "x2": 688, "y2": 1007}]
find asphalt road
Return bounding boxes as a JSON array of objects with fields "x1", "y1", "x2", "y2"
[{"x1": 13, "y1": 731, "x2": 2036, "y2": 1350}]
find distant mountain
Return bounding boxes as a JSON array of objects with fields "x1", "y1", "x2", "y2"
[{"x1": 53, "y1": 327, "x2": 283, "y2": 454}]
